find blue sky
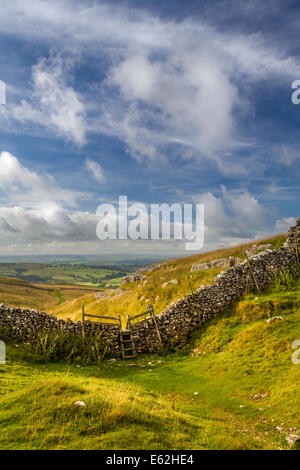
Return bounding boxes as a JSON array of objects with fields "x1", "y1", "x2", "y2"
[{"x1": 0, "y1": 0, "x2": 299, "y2": 255}]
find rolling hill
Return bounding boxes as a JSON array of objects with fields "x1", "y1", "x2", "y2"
[
  {"x1": 49, "y1": 234, "x2": 287, "y2": 325},
  {"x1": 0, "y1": 277, "x2": 100, "y2": 312},
  {"x1": 1, "y1": 254, "x2": 299, "y2": 450}
]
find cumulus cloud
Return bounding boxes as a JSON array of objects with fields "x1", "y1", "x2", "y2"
[
  {"x1": 10, "y1": 55, "x2": 86, "y2": 145},
  {"x1": 0, "y1": 151, "x2": 292, "y2": 253},
  {"x1": 275, "y1": 217, "x2": 296, "y2": 232},
  {"x1": 191, "y1": 186, "x2": 270, "y2": 248},
  {"x1": 221, "y1": 186, "x2": 266, "y2": 227},
  {"x1": 0, "y1": 205, "x2": 98, "y2": 245},
  {"x1": 0, "y1": 151, "x2": 99, "y2": 251},
  {"x1": 0, "y1": 151, "x2": 77, "y2": 207},
  {"x1": 106, "y1": 43, "x2": 240, "y2": 160},
  {"x1": 85, "y1": 158, "x2": 105, "y2": 183}
]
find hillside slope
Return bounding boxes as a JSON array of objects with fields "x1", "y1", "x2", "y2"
[
  {"x1": 51, "y1": 234, "x2": 286, "y2": 324},
  {"x1": 1, "y1": 269, "x2": 299, "y2": 450},
  {"x1": 0, "y1": 277, "x2": 99, "y2": 312}
]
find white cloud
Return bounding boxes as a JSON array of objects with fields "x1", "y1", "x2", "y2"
[
  {"x1": 275, "y1": 217, "x2": 296, "y2": 232},
  {"x1": 0, "y1": 151, "x2": 294, "y2": 254},
  {"x1": 0, "y1": 151, "x2": 78, "y2": 207},
  {"x1": 10, "y1": 56, "x2": 86, "y2": 145},
  {"x1": 0, "y1": 1, "x2": 299, "y2": 165},
  {"x1": 0, "y1": 151, "x2": 99, "y2": 251},
  {"x1": 221, "y1": 186, "x2": 266, "y2": 227},
  {"x1": 106, "y1": 43, "x2": 240, "y2": 160},
  {"x1": 190, "y1": 186, "x2": 270, "y2": 249},
  {"x1": 85, "y1": 158, "x2": 105, "y2": 183},
  {"x1": 0, "y1": 205, "x2": 98, "y2": 245}
]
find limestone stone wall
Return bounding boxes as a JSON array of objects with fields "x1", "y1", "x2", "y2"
[{"x1": 0, "y1": 306, "x2": 120, "y2": 354}]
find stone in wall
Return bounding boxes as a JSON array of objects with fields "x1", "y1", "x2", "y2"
[{"x1": 121, "y1": 263, "x2": 164, "y2": 284}]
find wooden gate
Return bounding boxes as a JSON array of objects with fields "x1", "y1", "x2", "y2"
[
  {"x1": 81, "y1": 305, "x2": 121, "y2": 337},
  {"x1": 127, "y1": 304, "x2": 163, "y2": 347}
]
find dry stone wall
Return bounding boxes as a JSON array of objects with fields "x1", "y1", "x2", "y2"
[
  {"x1": 284, "y1": 218, "x2": 300, "y2": 252},
  {"x1": 0, "y1": 306, "x2": 120, "y2": 354},
  {"x1": 0, "y1": 225, "x2": 299, "y2": 356},
  {"x1": 131, "y1": 247, "x2": 297, "y2": 353}
]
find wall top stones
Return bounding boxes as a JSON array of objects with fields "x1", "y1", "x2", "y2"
[{"x1": 284, "y1": 218, "x2": 300, "y2": 251}]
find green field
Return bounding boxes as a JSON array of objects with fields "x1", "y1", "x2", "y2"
[
  {"x1": 0, "y1": 277, "x2": 101, "y2": 312},
  {"x1": 0, "y1": 263, "x2": 128, "y2": 287},
  {"x1": 1, "y1": 274, "x2": 300, "y2": 450}
]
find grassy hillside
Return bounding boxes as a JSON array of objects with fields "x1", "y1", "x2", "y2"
[
  {"x1": 0, "y1": 277, "x2": 100, "y2": 312},
  {"x1": 52, "y1": 234, "x2": 287, "y2": 325},
  {"x1": 1, "y1": 269, "x2": 299, "y2": 450},
  {"x1": 0, "y1": 262, "x2": 128, "y2": 287}
]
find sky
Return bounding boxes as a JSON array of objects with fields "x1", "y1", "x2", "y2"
[{"x1": 0, "y1": 0, "x2": 299, "y2": 256}]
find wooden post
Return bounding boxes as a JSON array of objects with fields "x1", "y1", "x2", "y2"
[
  {"x1": 246, "y1": 257, "x2": 261, "y2": 293},
  {"x1": 81, "y1": 304, "x2": 85, "y2": 338},
  {"x1": 149, "y1": 306, "x2": 163, "y2": 348}
]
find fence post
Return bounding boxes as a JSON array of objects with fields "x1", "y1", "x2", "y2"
[
  {"x1": 81, "y1": 305, "x2": 85, "y2": 338},
  {"x1": 246, "y1": 257, "x2": 261, "y2": 293},
  {"x1": 148, "y1": 305, "x2": 163, "y2": 348}
]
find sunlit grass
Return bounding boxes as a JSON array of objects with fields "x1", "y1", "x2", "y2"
[{"x1": 1, "y1": 266, "x2": 299, "y2": 450}]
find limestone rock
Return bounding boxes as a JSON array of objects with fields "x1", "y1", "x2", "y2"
[
  {"x1": 191, "y1": 263, "x2": 210, "y2": 272},
  {"x1": 266, "y1": 316, "x2": 283, "y2": 324},
  {"x1": 162, "y1": 279, "x2": 178, "y2": 288},
  {"x1": 74, "y1": 401, "x2": 87, "y2": 408},
  {"x1": 285, "y1": 434, "x2": 300, "y2": 447}
]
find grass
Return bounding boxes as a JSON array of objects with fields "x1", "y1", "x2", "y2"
[
  {"x1": 0, "y1": 262, "x2": 128, "y2": 287},
  {"x1": 1, "y1": 265, "x2": 299, "y2": 450},
  {"x1": 0, "y1": 277, "x2": 99, "y2": 312}
]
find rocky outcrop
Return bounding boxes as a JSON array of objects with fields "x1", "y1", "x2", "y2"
[
  {"x1": 191, "y1": 263, "x2": 210, "y2": 272},
  {"x1": 245, "y1": 243, "x2": 272, "y2": 257},
  {"x1": 191, "y1": 256, "x2": 241, "y2": 272},
  {"x1": 121, "y1": 264, "x2": 163, "y2": 285},
  {"x1": 121, "y1": 272, "x2": 147, "y2": 285}
]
